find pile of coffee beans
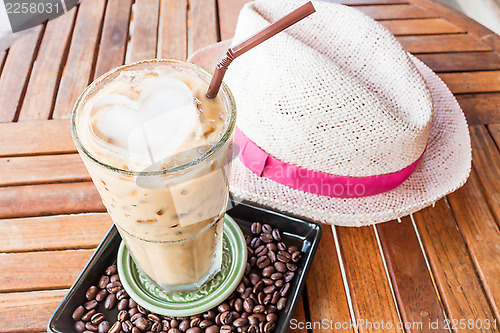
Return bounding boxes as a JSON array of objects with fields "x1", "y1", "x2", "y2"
[{"x1": 72, "y1": 222, "x2": 302, "y2": 333}]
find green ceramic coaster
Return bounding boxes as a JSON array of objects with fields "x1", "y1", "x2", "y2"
[{"x1": 117, "y1": 215, "x2": 247, "y2": 317}]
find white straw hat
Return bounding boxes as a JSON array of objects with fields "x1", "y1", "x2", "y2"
[{"x1": 189, "y1": 0, "x2": 471, "y2": 226}]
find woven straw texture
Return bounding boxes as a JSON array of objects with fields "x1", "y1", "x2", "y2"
[{"x1": 222, "y1": 0, "x2": 471, "y2": 226}]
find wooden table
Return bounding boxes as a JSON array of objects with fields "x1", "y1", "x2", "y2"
[{"x1": 1, "y1": 0, "x2": 499, "y2": 332}]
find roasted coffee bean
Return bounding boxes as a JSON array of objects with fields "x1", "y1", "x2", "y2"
[
  {"x1": 81, "y1": 309, "x2": 96, "y2": 322},
  {"x1": 248, "y1": 324, "x2": 258, "y2": 333},
  {"x1": 91, "y1": 312, "x2": 105, "y2": 325},
  {"x1": 252, "y1": 280, "x2": 265, "y2": 294},
  {"x1": 277, "y1": 251, "x2": 291, "y2": 263},
  {"x1": 260, "y1": 233, "x2": 273, "y2": 243},
  {"x1": 266, "y1": 243, "x2": 277, "y2": 252},
  {"x1": 245, "y1": 263, "x2": 251, "y2": 275},
  {"x1": 274, "y1": 262, "x2": 287, "y2": 273},
  {"x1": 262, "y1": 278, "x2": 273, "y2": 286},
  {"x1": 162, "y1": 319, "x2": 171, "y2": 330},
  {"x1": 247, "y1": 315, "x2": 259, "y2": 325},
  {"x1": 271, "y1": 291, "x2": 280, "y2": 304},
  {"x1": 110, "y1": 274, "x2": 120, "y2": 283},
  {"x1": 151, "y1": 321, "x2": 162, "y2": 332},
  {"x1": 234, "y1": 298, "x2": 243, "y2": 312},
  {"x1": 73, "y1": 305, "x2": 86, "y2": 321},
  {"x1": 248, "y1": 256, "x2": 257, "y2": 267},
  {"x1": 105, "y1": 265, "x2": 117, "y2": 276},
  {"x1": 284, "y1": 271, "x2": 295, "y2": 282},
  {"x1": 266, "y1": 305, "x2": 277, "y2": 314},
  {"x1": 214, "y1": 313, "x2": 222, "y2": 325},
  {"x1": 137, "y1": 304, "x2": 148, "y2": 314},
  {"x1": 277, "y1": 297, "x2": 287, "y2": 310},
  {"x1": 264, "y1": 321, "x2": 276, "y2": 333},
  {"x1": 218, "y1": 302, "x2": 230, "y2": 313},
  {"x1": 129, "y1": 298, "x2": 137, "y2": 308},
  {"x1": 116, "y1": 289, "x2": 128, "y2": 300},
  {"x1": 95, "y1": 289, "x2": 108, "y2": 302},
  {"x1": 122, "y1": 320, "x2": 133, "y2": 332},
  {"x1": 104, "y1": 293, "x2": 116, "y2": 310},
  {"x1": 148, "y1": 314, "x2": 161, "y2": 322},
  {"x1": 228, "y1": 298, "x2": 236, "y2": 309},
  {"x1": 256, "y1": 256, "x2": 270, "y2": 269},
  {"x1": 291, "y1": 251, "x2": 302, "y2": 262},
  {"x1": 251, "y1": 222, "x2": 262, "y2": 234},
  {"x1": 271, "y1": 229, "x2": 282, "y2": 241},
  {"x1": 254, "y1": 245, "x2": 268, "y2": 257},
  {"x1": 233, "y1": 317, "x2": 248, "y2": 327},
  {"x1": 135, "y1": 317, "x2": 149, "y2": 330},
  {"x1": 131, "y1": 327, "x2": 140, "y2": 333},
  {"x1": 259, "y1": 322, "x2": 265, "y2": 333},
  {"x1": 253, "y1": 305, "x2": 265, "y2": 314},
  {"x1": 277, "y1": 242, "x2": 286, "y2": 251},
  {"x1": 186, "y1": 328, "x2": 201, "y2": 333},
  {"x1": 98, "y1": 275, "x2": 110, "y2": 289},
  {"x1": 248, "y1": 273, "x2": 260, "y2": 286},
  {"x1": 86, "y1": 286, "x2": 99, "y2": 300},
  {"x1": 170, "y1": 319, "x2": 180, "y2": 328},
  {"x1": 98, "y1": 321, "x2": 110, "y2": 333},
  {"x1": 85, "y1": 299, "x2": 98, "y2": 310},
  {"x1": 262, "y1": 224, "x2": 273, "y2": 234},
  {"x1": 264, "y1": 294, "x2": 273, "y2": 305},
  {"x1": 280, "y1": 282, "x2": 291, "y2": 297},
  {"x1": 75, "y1": 320, "x2": 86, "y2": 333},
  {"x1": 204, "y1": 310, "x2": 216, "y2": 321},
  {"x1": 245, "y1": 235, "x2": 251, "y2": 245},
  {"x1": 263, "y1": 285, "x2": 276, "y2": 294},
  {"x1": 266, "y1": 313, "x2": 278, "y2": 322},
  {"x1": 220, "y1": 311, "x2": 234, "y2": 325},
  {"x1": 257, "y1": 292, "x2": 265, "y2": 305},
  {"x1": 106, "y1": 281, "x2": 122, "y2": 294},
  {"x1": 250, "y1": 237, "x2": 261, "y2": 249},
  {"x1": 178, "y1": 319, "x2": 190, "y2": 331},
  {"x1": 242, "y1": 287, "x2": 252, "y2": 299},
  {"x1": 85, "y1": 322, "x2": 98, "y2": 331},
  {"x1": 108, "y1": 321, "x2": 121, "y2": 333},
  {"x1": 199, "y1": 320, "x2": 213, "y2": 329},
  {"x1": 236, "y1": 282, "x2": 245, "y2": 294},
  {"x1": 168, "y1": 329, "x2": 182, "y2": 333},
  {"x1": 205, "y1": 325, "x2": 220, "y2": 333},
  {"x1": 130, "y1": 313, "x2": 143, "y2": 323},
  {"x1": 275, "y1": 279, "x2": 284, "y2": 288},
  {"x1": 286, "y1": 263, "x2": 297, "y2": 272},
  {"x1": 118, "y1": 310, "x2": 129, "y2": 322},
  {"x1": 220, "y1": 325, "x2": 231, "y2": 333},
  {"x1": 243, "y1": 298, "x2": 254, "y2": 312},
  {"x1": 246, "y1": 246, "x2": 254, "y2": 256},
  {"x1": 242, "y1": 276, "x2": 250, "y2": 287},
  {"x1": 288, "y1": 246, "x2": 299, "y2": 254},
  {"x1": 128, "y1": 308, "x2": 138, "y2": 317},
  {"x1": 262, "y1": 266, "x2": 275, "y2": 277},
  {"x1": 117, "y1": 299, "x2": 128, "y2": 311},
  {"x1": 267, "y1": 251, "x2": 277, "y2": 263}
]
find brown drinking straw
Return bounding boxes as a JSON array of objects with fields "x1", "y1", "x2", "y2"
[{"x1": 206, "y1": 2, "x2": 316, "y2": 99}]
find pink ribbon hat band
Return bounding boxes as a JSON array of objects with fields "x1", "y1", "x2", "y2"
[{"x1": 235, "y1": 128, "x2": 425, "y2": 199}]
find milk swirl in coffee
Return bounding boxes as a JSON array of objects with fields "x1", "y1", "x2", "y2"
[{"x1": 73, "y1": 61, "x2": 234, "y2": 290}]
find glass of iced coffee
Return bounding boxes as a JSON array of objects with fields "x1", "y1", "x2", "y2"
[{"x1": 71, "y1": 59, "x2": 236, "y2": 292}]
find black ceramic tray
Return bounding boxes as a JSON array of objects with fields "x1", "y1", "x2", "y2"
[{"x1": 48, "y1": 199, "x2": 322, "y2": 333}]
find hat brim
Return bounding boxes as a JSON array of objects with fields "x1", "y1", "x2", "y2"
[{"x1": 189, "y1": 40, "x2": 471, "y2": 226}]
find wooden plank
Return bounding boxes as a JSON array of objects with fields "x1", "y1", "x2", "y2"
[
  {"x1": 413, "y1": 200, "x2": 499, "y2": 331},
  {"x1": 93, "y1": 0, "x2": 133, "y2": 78},
  {"x1": 331, "y1": 0, "x2": 410, "y2": 4},
  {"x1": 457, "y1": 93, "x2": 500, "y2": 125},
  {"x1": 0, "y1": 213, "x2": 112, "y2": 253},
  {"x1": 0, "y1": 153, "x2": 89, "y2": 187},
  {"x1": 469, "y1": 126, "x2": 500, "y2": 224},
  {"x1": 337, "y1": 226, "x2": 403, "y2": 333},
  {"x1": 0, "y1": 120, "x2": 75, "y2": 157},
  {"x1": 489, "y1": 123, "x2": 500, "y2": 149},
  {"x1": 438, "y1": 71, "x2": 500, "y2": 94},
  {"x1": 447, "y1": 170, "x2": 500, "y2": 321},
  {"x1": 306, "y1": 227, "x2": 353, "y2": 333},
  {"x1": 356, "y1": 4, "x2": 436, "y2": 20},
  {"x1": 377, "y1": 218, "x2": 447, "y2": 332},
  {"x1": 416, "y1": 52, "x2": 500, "y2": 73},
  {"x1": 127, "y1": 0, "x2": 160, "y2": 63},
  {"x1": 52, "y1": 0, "x2": 107, "y2": 119},
  {"x1": 0, "y1": 182, "x2": 105, "y2": 219},
  {"x1": 188, "y1": 0, "x2": 218, "y2": 56},
  {"x1": 397, "y1": 35, "x2": 492, "y2": 54},
  {"x1": 289, "y1": 295, "x2": 308, "y2": 333},
  {"x1": 159, "y1": 0, "x2": 188, "y2": 60},
  {"x1": 0, "y1": 27, "x2": 42, "y2": 122},
  {"x1": 380, "y1": 18, "x2": 465, "y2": 36},
  {"x1": 19, "y1": 9, "x2": 77, "y2": 121},
  {"x1": 0, "y1": 249, "x2": 94, "y2": 292},
  {"x1": 0, "y1": 289, "x2": 68, "y2": 333},
  {"x1": 218, "y1": 0, "x2": 250, "y2": 41}
]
